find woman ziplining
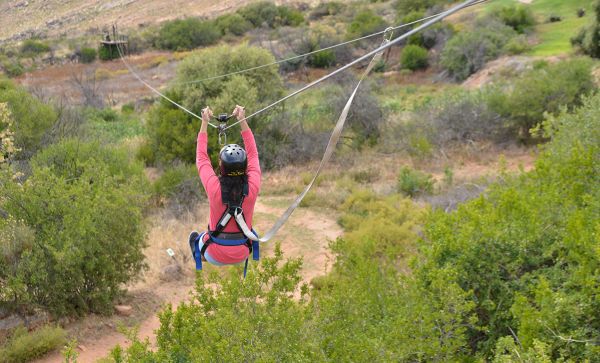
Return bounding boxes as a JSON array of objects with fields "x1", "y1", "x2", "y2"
[{"x1": 188, "y1": 105, "x2": 261, "y2": 275}]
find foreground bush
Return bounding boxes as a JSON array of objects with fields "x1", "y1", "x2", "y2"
[
  {"x1": 144, "y1": 44, "x2": 282, "y2": 165},
  {"x1": 0, "y1": 326, "x2": 66, "y2": 363},
  {"x1": 0, "y1": 140, "x2": 148, "y2": 316},
  {"x1": 112, "y1": 191, "x2": 477, "y2": 361},
  {"x1": 417, "y1": 93, "x2": 600, "y2": 359}
]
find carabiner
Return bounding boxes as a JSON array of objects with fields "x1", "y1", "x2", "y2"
[
  {"x1": 383, "y1": 27, "x2": 394, "y2": 42},
  {"x1": 218, "y1": 123, "x2": 227, "y2": 146}
]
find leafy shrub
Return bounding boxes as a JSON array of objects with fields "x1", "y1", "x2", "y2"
[
  {"x1": 79, "y1": 47, "x2": 97, "y2": 63},
  {"x1": 441, "y1": 19, "x2": 517, "y2": 81},
  {"x1": 0, "y1": 79, "x2": 57, "y2": 159},
  {"x1": 92, "y1": 107, "x2": 119, "y2": 122},
  {"x1": 19, "y1": 39, "x2": 50, "y2": 57},
  {"x1": 121, "y1": 102, "x2": 135, "y2": 113},
  {"x1": 497, "y1": 5, "x2": 536, "y2": 33},
  {"x1": 237, "y1": 2, "x2": 304, "y2": 28},
  {"x1": 309, "y1": 2, "x2": 345, "y2": 20},
  {"x1": 0, "y1": 140, "x2": 148, "y2": 316},
  {"x1": 0, "y1": 58, "x2": 24, "y2": 77},
  {"x1": 215, "y1": 13, "x2": 252, "y2": 36},
  {"x1": 98, "y1": 45, "x2": 119, "y2": 61},
  {"x1": 397, "y1": 166, "x2": 434, "y2": 197},
  {"x1": 487, "y1": 58, "x2": 594, "y2": 137},
  {"x1": 347, "y1": 10, "x2": 387, "y2": 39},
  {"x1": 502, "y1": 34, "x2": 530, "y2": 55},
  {"x1": 145, "y1": 44, "x2": 282, "y2": 165},
  {"x1": 307, "y1": 49, "x2": 336, "y2": 68},
  {"x1": 395, "y1": 0, "x2": 453, "y2": 14},
  {"x1": 156, "y1": 18, "x2": 221, "y2": 51},
  {"x1": 400, "y1": 44, "x2": 429, "y2": 70},
  {"x1": 572, "y1": 0, "x2": 600, "y2": 58},
  {"x1": 277, "y1": 5, "x2": 305, "y2": 27},
  {"x1": 417, "y1": 93, "x2": 600, "y2": 359},
  {"x1": 0, "y1": 325, "x2": 66, "y2": 363}
]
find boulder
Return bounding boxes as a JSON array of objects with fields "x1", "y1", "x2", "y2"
[{"x1": 114, "y1": 305, "x2": 133, "y2": 317}]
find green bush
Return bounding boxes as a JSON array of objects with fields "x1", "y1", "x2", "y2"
[
  {"x1": 400, "y1": 44, "x2": 429, "y2": 70},
  {"x1": 79, "y1": 47, "x2": 97, "y2": 63},
  {"x1": 0, "y1": 140, "x2": 148, "y2": 316},
  {"x1": 487, "y1": 58, "x2": 594, "y2": 137},
  {"x1": 497, "y1": 5, "x2": 536, "y2": 33},
  {"x1": 347, "y1": 10, "x2": 387, "y2": 39},
  {"x1": 397, "y1": 166, "x2": 434, "y2": 197},
  {"x1": 417, "y1": 92, "x2": 600, "y2": 360},
  {"x1": 309, "y1": 2, "x2": 345, "y2": 20},
  {"x1": 156, "y1": 18, "x2": 221, "y2": 51},
  {"x1": 98, "y1": 45, "x2": 119, "y2": 61},
  {"x1": 572, "y1": 0, "x2": 600, "y2": 58},
  {"x1": 308, "y1": 49, "x2": 336, "y2": 68},
  {"x1": 0, "y1": 58, "x2": 24, "y2": 77},
  {"x1": 395, "y1": 0, "x2": 453, "y2": 15},
  {"x1": 237, "y1": 2, "x2": 304, "y2": 28},
  {"x1": 19, "y1": 39, "x2": 50, "y2": 57},
  {"x1": 0, "y1": 325, "x2": 66, "y2": 363},
  {"x1": 90, "y1": 107, "x2": 119, "y2": 122},
  {"x1": 441, "y1": 19, "x2": 517, "y2": 81},
  {"x1": 215, "y1": 13, "x2": 252, "y2": 36},
  {"x1": 0, "y1": 79, "x2": 57, "y2": 159},
  {"x1": 277, "y1": 5, "x2": 305, "y2": 27},
  {"x1": 145, "y1": 44, "x2": 282, "y2": 165}
]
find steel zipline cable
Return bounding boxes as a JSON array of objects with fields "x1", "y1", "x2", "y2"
[{"x1": 116, "y1": 0, "x2": 489, "y2": 129}]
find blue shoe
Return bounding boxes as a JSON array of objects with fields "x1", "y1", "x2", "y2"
[{"x1": 189, "y1": 231, "x2": 199, "y2": 257}]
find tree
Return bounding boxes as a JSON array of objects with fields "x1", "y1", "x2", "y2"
[{"x1": 144, "y1": 44, "x2": 283, "y2": 165}]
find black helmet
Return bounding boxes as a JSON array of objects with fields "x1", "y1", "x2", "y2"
[{"x1": 219, "y1": 144, "x2": 247, "y2": 176}]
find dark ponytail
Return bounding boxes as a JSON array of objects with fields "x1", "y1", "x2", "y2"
[{"x1": 219, "y1": 175, "x2": 247, "y2": 208}]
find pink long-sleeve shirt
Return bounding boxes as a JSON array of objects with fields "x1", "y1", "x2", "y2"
[{"x1": 196, "y1": 129, "x2": 261, "y2": 264}]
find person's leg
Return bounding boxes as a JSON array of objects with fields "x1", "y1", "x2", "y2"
[{"x1": 203, "y1": 250, "x2": 226, "y2": 266}]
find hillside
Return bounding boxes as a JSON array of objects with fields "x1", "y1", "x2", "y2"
[{"x1": 0, "y1": 0, "x2": 316, "y2": 44}]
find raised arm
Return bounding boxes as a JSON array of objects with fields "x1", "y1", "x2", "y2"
[
  {"x1": 233, "y1": 105, "x2": 261, "y2": 194},
  {"x1": 197, "y1": 107, "x2": 219, "y2": 198}
]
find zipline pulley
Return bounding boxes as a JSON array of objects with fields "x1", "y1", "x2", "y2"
[{"x1": 215, "y1": 113, "x2": 234, "y2": 146}]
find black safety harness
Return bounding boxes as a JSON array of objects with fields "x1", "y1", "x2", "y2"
[{"x1": 192, "y1": 177, "x2": 259, "y2": 277}]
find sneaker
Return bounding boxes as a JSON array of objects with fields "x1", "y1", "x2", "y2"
[{"x1": 188, "y1": 231, "x2": 200, "y2": 257}]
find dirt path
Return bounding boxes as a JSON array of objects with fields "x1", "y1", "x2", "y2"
[{"x1": 35, "y1": 195, "x2": 342, "y2": 363}]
